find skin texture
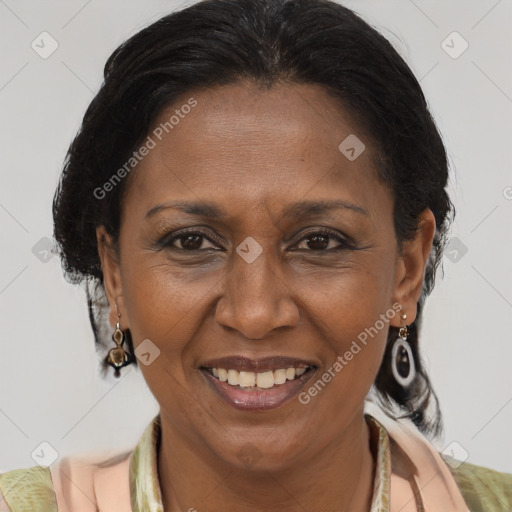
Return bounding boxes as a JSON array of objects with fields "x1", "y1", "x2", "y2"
[{"x1": 97, "y1": 81, "x2": 435, "y2": 511}]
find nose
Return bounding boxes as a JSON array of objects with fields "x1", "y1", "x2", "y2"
[{"x1": 214, "y1": 244, "x2": 300, "y2": 339}]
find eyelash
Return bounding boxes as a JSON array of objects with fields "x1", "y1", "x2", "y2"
[{"x1": 158, "y1": 227, "x2": 354, "y2": 252}]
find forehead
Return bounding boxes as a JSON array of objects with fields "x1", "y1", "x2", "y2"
[{"x1": 123, "y1": 81, "x2": 388, "y2": 219}]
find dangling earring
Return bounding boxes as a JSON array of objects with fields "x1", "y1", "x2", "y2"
[
  {"x1": 391, "y1": 312, "x2": 416, "y2": 387},
  {"x1": 106, "y1": 308, "x2": 132, "y2": 378}
]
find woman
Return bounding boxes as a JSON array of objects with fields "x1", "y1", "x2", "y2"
[{"x1": 0, "y1": 0, "x2": 510, "y2": 510}]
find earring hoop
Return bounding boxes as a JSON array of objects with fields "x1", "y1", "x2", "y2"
[{"x1": 391, "y1": 312, "x2": 416, "y2": 387}]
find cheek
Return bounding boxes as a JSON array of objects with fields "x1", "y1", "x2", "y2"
[
  {"x1": 296, "y1": 260, "x2": 394, "y2": 409},
  {"x1": 119, "y1": 260, "x2": 211, "y2": 411},
  {"x1": 120, "y1": 254, "x2": 221, "y2": 355},
  {"x1": 299, "y1": 302, "x2": 390, "y2": 428},
  {"x1": 300, "y1": 251, "x2": 396, "y2": 337}
]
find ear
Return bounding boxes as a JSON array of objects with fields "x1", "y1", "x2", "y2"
[
  {"x1": 96, "y1": 225, "x2": 128, "y2": 329},
  {"x1": 391, "y1": 208, "x2": 436, "y2": 327}
]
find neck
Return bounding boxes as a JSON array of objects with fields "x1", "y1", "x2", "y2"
[{"x1": 157, "y1": 407, "x2": 376, "y2": 512}]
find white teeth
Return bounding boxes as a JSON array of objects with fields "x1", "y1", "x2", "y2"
[
  {"x1": 239, "y1": 371, "x2": 256, "y2": 388},
  {"x1": 273, "y1": 369, "x2": 287, "y2": 385},
  {"x1": 207, "y1": 366, "x2": 310, "y2": 389},
  {"x1": 227, "y1": 369, "x2": 239, "y2": 385},
  {"x1": 256, "y1": 371, "x2": 274, "y2": 389}
]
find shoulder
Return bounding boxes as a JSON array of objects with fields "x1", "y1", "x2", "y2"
[
  {"x1": 0, "y1": 451, "x2": 132, "y2": 512},
  {"x1": 0, "y1": 465, "x2": 57, "y2": 512},
  {"x1": 441, "y1": 453, "x2": 512, "y2": 511}
]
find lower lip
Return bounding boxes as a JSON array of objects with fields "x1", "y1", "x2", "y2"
[{"x1": 200, "y1": 368, "x2": 317, "y2": 411}]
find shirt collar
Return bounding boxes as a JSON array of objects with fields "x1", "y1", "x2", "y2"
[
  {"x1": 129, "y1": 413, "x2": 163, "y2": 512},
  {"x1": 129, "y1": 412, "x2": 391, "y2": 512}
]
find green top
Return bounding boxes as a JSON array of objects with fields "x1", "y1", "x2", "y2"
[
  {"x1": 442, "y1": 454, "x2": 512, "y2": 511},
  {"x1": 0, "y1": 413, "x2": 510, "y2": 511}
]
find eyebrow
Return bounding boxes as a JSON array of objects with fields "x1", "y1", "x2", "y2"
[
  {"x1": 146, "y1": 200, "x2": 226, "y2": 219},
  {"x1": 282, "y1": 199, "x2": 369, "y2": 218},
  {"x1": 145, "y1": 199, "x2": 369, "y2": 219}
]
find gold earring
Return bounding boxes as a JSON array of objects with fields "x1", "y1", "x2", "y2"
[{"x1": 106, "y1": 311, "x2": 132, "y2": 378}]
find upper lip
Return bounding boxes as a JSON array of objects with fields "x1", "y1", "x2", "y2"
[{"x1": 200, "y1": 356, "x2": 318, "y2": 373}]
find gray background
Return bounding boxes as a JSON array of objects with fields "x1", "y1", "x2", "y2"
[{"x1": 0, "y1": 0, "x2": 511, "y2": 473}]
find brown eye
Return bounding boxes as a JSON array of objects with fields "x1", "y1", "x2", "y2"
[
  {"x1": 304, "y1": 233, "x2": 330, "y2": 250},
  {"x1": 162, "y1": 230, "x2": 222, "y2": 251},
  {"x1": 177, "y1": 234, "x2": 208, "y2": 250},
  {"x1": 293, "y1": 229, "x2": 353, "y2": 251}
]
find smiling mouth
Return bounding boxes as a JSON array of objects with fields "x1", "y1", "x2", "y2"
[{"x1": 200, "y1": 365, "x2": 317, "y2": 390}]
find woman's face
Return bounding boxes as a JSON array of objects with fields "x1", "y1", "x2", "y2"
[{"x1": 98, "y1": 81, "x2": 434, "y2": 470}]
